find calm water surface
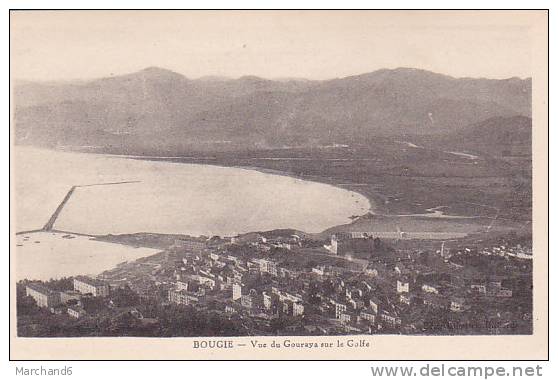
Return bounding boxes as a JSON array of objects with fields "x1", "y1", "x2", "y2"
[
  {"x1": 15, "y1": 147, "x2": 371, "y2": 236},
  {"x1": 14, "y1": 147, "x2": 371, "y2": 279}
]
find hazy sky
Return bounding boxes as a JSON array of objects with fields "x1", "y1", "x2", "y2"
[{"x1": 10, "y1": 10, "x2": 537, "y2": 81}]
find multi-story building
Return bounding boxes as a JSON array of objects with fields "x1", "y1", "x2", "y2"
[
  {"x1": 232, "y1": 283, "x2": 242, "y2": 301},
  {"x1": 331, "y1": 300, "x2": 347, "y2": 319},
  {"x1": 282, "y1": 300, "x2": 291, "y2": 315},
  {"x1": 176, "y1": 281, "x2": 189, "y2": 291},
  {"x1": 224, "y1": 304, "x2": 237, "y2": 314},
  {"x1": 471, "y1": 284, "x2": 487, "y2": 294},
  {"x1": 368, "y1": 298, "x2": 380, "y2": 314},
  {"x1": 241, "y1": 289, "x2": 257, "y2": 309},
  {"x1": 252, "y1": 259, "x2": 278, "y2": 277},
  {"x1": 26, "y1": 283, "x2": 61, "y2": 308},
  {"x1": 173, "y1": 239, "x2": 206, "y2": 253},
  {"x1": 73, "y1": 276, "x2": 110, "y2": 297},
  {"x1": 262, "y1": 292, "x2": 272, "y2": 310},
  {"x1": 59, "y1": 290, "x2": 82, "y2": 304},
  {"x1": 339, "y1": 313, "x2": 352, "y2": 324},
  {"x1": 67, "y1": 305, "x2": 87, "y2": 319},
  {"x1": 396, "y1": 279, "x2": 410, "y2": 293},
  {"x1": 292, "y1": 302, "x2": 305, "y2": 317},
  {"x1": 193, "y1": 273, "x2": 217, "y2": 289},
  {"x1": 168, "y1": 289, "x2": 198, "y2": 306},
  {"x1": 380, "y1": 310, "x2": 402, "y2": 327},
  {"x1": 359, "y1": 309, "x2": 376, "y2": 323}
]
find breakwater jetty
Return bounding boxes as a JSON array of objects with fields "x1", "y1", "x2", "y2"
[{"x1": 37, "y1": 180, "x2": 141, "y2": 232}]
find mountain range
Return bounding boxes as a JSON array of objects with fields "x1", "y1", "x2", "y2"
[{"x1": 13, "y1": 67, "x2": 532, "y2": 153}]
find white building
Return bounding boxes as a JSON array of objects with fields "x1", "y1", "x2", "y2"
[
  {"x1": 168, "y1": 289, "x2": 198, "y2": 305},
  {"x1": 232, "y1": 283, "x2": 242, "y2": 301},
  {"x1": 67, "y1": 305, "x2": 87, "y2": 319},
  {"x1": 176, "y1": 281, "x2": 189, "y2": 291},
  {"x1": 397, "y1": 280, "x2": 410, "y2": 293},
  {"x1": 359, "y1": 310, "x2": 376, "y2": 323},
  {"x1": 293, "y1": 302, "x2": 305, "y2": 317},
  {"x1": 421, "y1": 284, "x2": 439, "y2": 294},
  {"x1": 332, "y1": 300, "x2": 347, "y2": 319},
  {"x1": 26, "y1": 283, "x2": 60, "y2": 308},
  {"x1": 73, "y1": 276, "x2": 109, "y2": 297},
  {"x1": 262, "y1": 292, "x2": 272, "y2": 310},
  {"x1": 252, "y1": 258, "x2": 278, "y2": 276}
]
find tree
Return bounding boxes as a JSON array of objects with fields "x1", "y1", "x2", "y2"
[
  {"x1": 17, "y1": 294, "x2": 38, "y2": 317},
  {"x1": 110, "y1": 285, "x2": 140, "y2": 307},
  {"x1": 45, "y1": 277, "x2": 74, "y2": 291}
]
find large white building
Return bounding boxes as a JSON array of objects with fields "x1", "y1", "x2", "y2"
[
  {"x1": 73, "y1": 276, "x2": 109, "y2": 297},
  {"x1": 168, "y1": 289, "x2": 198, "y2": 305},
  {"x1": 251, "y1": 259, "x2": 278, "y2": 277},
  {"x1": 26, "y1": 283, "x2": 61, "y2": 308}
]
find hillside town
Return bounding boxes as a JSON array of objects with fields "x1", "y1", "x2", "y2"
[{"x1": 17, "y1": 230, "x2": 532, "y2": 337}]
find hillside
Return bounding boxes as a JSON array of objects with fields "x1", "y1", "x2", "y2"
[
  {"x1": 430, "y1": 115, "x2": 532, "y2": 157},
  {"x1": 13, "y1": 67, "x2": 531, "y2": 153}
]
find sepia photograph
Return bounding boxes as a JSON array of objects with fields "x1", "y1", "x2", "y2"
[{"x1": 8, "y1": 9, "x2": 548, "y2": 360}]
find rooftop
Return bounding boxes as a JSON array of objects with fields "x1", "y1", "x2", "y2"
[
  {"x1": 26, "y1": 282, "x2": 56, "y2": 295},
  {"x1": 74, "y1": 276, "x2": 108, "y2": 287}
]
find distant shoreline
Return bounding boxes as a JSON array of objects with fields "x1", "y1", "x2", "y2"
[
  {"x1": 112, "y1": 153, "x2": 517, "y2": 239},
  {"x1": 28, "y1": 145, "x2": 497, "y2": 220},
  {"x1": 101, "y1": 152, "x2": 383, "y2": 216},
  {"x1": 16, "y1": 147, "x2": 373, "y2": 236},
  {"x1": 16, "y1": 146, "x2": 525, "y2": 241},
  {"x1": 118, "y1": 153, "x2": 479, "y2": 220}
]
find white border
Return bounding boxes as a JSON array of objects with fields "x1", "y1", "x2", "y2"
[{"x1": 1, "y1": 1, "x2": 554, "y2": 379}]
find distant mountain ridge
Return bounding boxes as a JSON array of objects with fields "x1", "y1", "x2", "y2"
[{"x1": 13, "y1": 67, "x2": 531, "y2": 153}]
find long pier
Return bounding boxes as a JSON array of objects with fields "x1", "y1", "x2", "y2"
[
  {"x1": 34, "y1": 180, "x2": 141, "y2": 232},
  {"x1": 42, "y1": 186, "x2": 76, "y2": 231}
]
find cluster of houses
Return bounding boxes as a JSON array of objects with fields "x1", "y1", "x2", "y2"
[
  {"x1": 230, "y1": 233, "x2": 302, "y2": 252},
  {"x1": 162, "y1": 237, "x2": 440, "y2": 332},
  {"x1": 478, "y1": 243, "x2": 533, "y2": 260},
  {"x1": 444, "y1": 242, "x2": 533, "y2": 262},
  {"x1": 322, "y1": 279, "x2": 401, "y2": 332},
  {"x1": 166, "y1": 245, "x2": 307, "y2": 319},
  {"x1": 469, "y1": 279, "x2": 514, "y2": 298},
  {"x1": 42, "y1": 230, "x2": 529, "y2": 335},
  {"x1": 231, "y1": 284, "x2": 305, "y2": 317},
  {"x1": 156, "y1": 230, "x2": 531, "y2": 334}
]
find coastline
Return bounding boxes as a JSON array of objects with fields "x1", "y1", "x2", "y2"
[
  {"x1": 15, "y1": 146, "x2": 512, "y2": 242},
  {"x1": 13, "y1": 146, "x2": 374, "y2": 238},
  {"x1": 121, "y1": 154, "x2": 480, "y2": 220},
  {"x1": 104, "y1": 152, "x2": 384, "y2": 217}
]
